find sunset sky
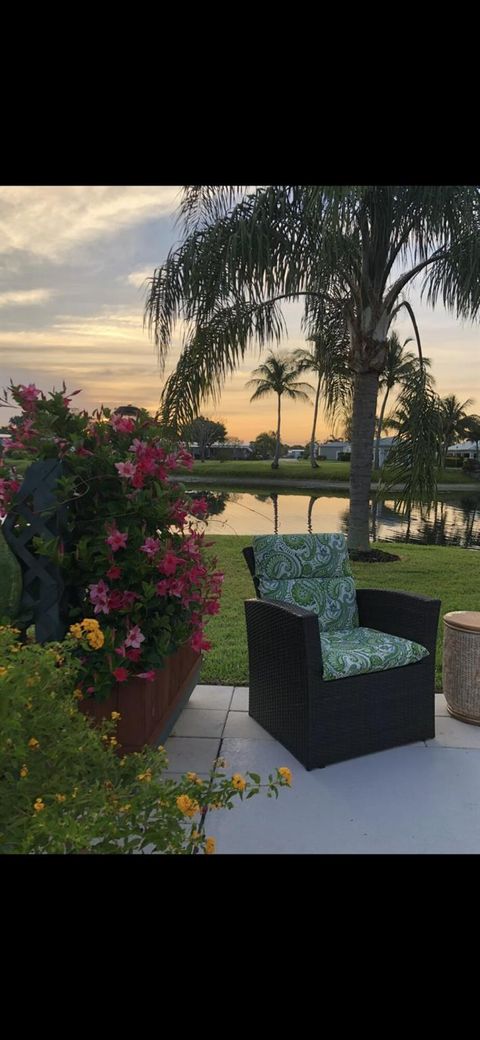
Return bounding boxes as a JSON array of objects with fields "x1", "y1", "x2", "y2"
[{"x1": 0, "y1": 185, "x2": 479, "y2": 444}]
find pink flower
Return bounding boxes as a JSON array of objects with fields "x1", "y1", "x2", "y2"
[
  {"x1": 205, "y1": 599, "x2": 220, "y2": 615},
  {"x1": 89, "y1": 580, "x2": 110, "y2": 615},
  {"x1": 106, "y1": 529, "x2": 128, "y2": 552},
  {"x1": 156, "y1": 579, "x2": 170, "y2": 597},
  {"x1": 125, "y1": 625, "x2": 145, "y2": 649},
  {"x1": 190, "y1": 496, "x2": 208, "y2": 518},
  {"x1": 110, "y1": 414, "x2": 135, "y2": 433},
  {"x1": 170, "y1": 500, "x2": 188, "y2": 525},
  {"x1": 138, "y1": 670, "x2": 156, "y2": 682},
  {"x1": 126, "y1": 647, "x2": 142, "y2": 662},
  {"x1": 106, "y1": 565, "x2": 122, "y2": 580},
  {"x1": 140, "y1": 537, "x2": 161, "y2": 557},
  {"x1": 190, "y1": 631, "x2": 212, "y2": 653},
  {"x1": 158, "y1": 550, "x2": 183, "y2": 576},
  {"x1": 115, "y1": 461, "x2": 137, "y2": 480},
  {"x1": 169, "y1": 577, "x2": 187, "y2": 597},
  {"x1": 113, "y1": 667, "x2": 129, "y2": 683},
  {"x1": 129, "y1": 438, "x2": 148, "y2": 456},
  {"x1": 18, "y1": 383, "x2": 42, "y2": 404}
]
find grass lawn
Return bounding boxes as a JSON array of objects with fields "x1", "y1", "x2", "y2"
[
  {"x1": 202, "y1": 537, "x2": 480, "y2": 690},
  {"x1": 185, "y1": 459, "x2": 477, "y2": 485}
]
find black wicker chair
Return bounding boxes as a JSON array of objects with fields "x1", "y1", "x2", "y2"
[{"x1": 243, "y1": 546, "x2": 441, "y2": 770}]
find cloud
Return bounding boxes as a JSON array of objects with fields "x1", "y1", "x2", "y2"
[
  {"x1": 127, "y1": 268, "x2": 154, "y2": 288},
  {"x1": 0, "y1": 186, "x2": 180, "y2": 260},
  {"x1": 0, "y1": 288, "x2": 53, "y2": 309}
]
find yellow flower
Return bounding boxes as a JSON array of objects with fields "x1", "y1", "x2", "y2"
[
  {"x1": 87, "y1": 630, "x2": 104, "y2": 649},
  {"x1": 69, "y1": 624, "x2": 83, "y2": 639},
  {"x1": 204, "y1": 837, "x2": 216, "y2": 855},
  {"x1": 28, "y1": 737, "x2": 40, "y2": 750},
  {"x1": 136, "y1": 768, "x2": 153, "y2": 782},
  {"x1": 231, "y1": 773, "x2": 246, "y2": 791},
  {"x1": 72, "y1": 787, "x2": 78, "y2": 799},
  {"x1": 73, "y1": 689, "x2": 84, "y2": 701},
  {"x1": 25, "y1": 699, "x2": 33, "y2": 710},
  {"x1": 81, "y1": 618, "x2": 100, "y2": 632},
  {"x1": 176, "y1": 794, "x2": 200, "y2": 818},
  {"x1": 20, "y1": 764, "x2": 28, "y2": 778},
  {"x1": 186, "y1": 771, "x2": 198, "y2": 781},
  {"x1": 278, "y1": 767, "x2": 292, "y2": 786},
  {"x1": 109, "y1": 737, "x2": 118, "y2": 748},
  {"x1": 119, "y1": 804, "x2": 131, "y2": 813},
  {"x1": 119, "y1": 757, "x2": 127, "y2": 767},
  {"x1": 0, "y1": 666, "x2": 8, "y2": 678},
  {"x1": 111, "y1": 711, "x2": 122, "y2": 721},
  {"x1": 55, "y1": 794, "x2": 66, "y2": 803},
  {"x1": 33, "y1": 798, "x2": 45, "y2": 812},
  {"x1": 8, "y1": 644, "x2": 20, "y2": 653}
]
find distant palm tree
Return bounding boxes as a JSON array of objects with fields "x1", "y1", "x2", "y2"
[
  {"x1": 374, "y1": 332, "x2": 431, "y2": 469},
  {"x1": 246, "y1": 353, "x2": 313, "y2": 469},
  {"x1": 439, "y1": 394, "x2": 474, "y2": 468},
  {"x1": 462, "y1": 414, "x2": 480, "y2": 460},
  {"x1": 293, "y1": 306, "x2": 350, "y2": 468}
]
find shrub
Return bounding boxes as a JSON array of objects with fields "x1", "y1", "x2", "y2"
[
  {"x1": 0, "y1": 628, "x2": 291, "y2": 854},
  {"x1": 0, "y1": 382, "x2": 224, "y2": 701}
]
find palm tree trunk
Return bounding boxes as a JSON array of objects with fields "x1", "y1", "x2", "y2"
[
  {"x1": 272, "y1": 394, "x2": 282, "y2": 469},
  {"x1": 374, "y1": 388, "x2": 389, "y2": 471},
  {"x1": 307, "y1": 495, "x2": 315, "y2": 533},
  {"x1": 271, "y1": 493, "x2": 279, "y2": 534},
  {"x1": 309, "y1": 377, "x2": 321, "y2": 468},
  {"x1": 348, "y1": 371, "x2": 380, "y2": 551}
]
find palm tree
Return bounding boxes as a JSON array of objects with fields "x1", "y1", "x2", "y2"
[
  {"x1": 373, "y1": 332, "x2": 430, "y2": 469},
  {"x1": 293, "y1": 303, "x2": 350, "y2": 467},
  {"x1": 246, "y1": 352, "x2": 313, "y2": 469},
  {"x1": 438, "y1": 395, "x2": 474, "y2": 468},
  {"x1": 462, "y1": 415, "x2": 480, "y2": 460},
  {"x1": 145, "y1": 185, "x2": 480, "y2": 551}
]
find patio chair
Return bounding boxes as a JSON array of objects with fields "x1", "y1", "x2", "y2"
[{"x1": 243, "y1": 533, "x2": 440, "y2": 770}]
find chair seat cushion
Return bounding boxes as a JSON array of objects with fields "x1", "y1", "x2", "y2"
[{"x1": 320, "y1": 626, "x2": 429, "y2": 682}]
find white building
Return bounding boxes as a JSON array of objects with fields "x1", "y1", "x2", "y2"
[
  {"x1": 318, "y1": 437, "x2": 395, "y2": 466},
  {"x1": 446, "y1": 441, "x2": 479, "y2": 460}
]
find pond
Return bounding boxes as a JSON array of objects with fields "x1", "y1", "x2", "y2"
[{"x1": 187, "y1": 487, "x2": 480, "y2": 548}]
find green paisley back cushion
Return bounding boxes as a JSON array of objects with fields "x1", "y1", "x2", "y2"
[
  {"x1": 252, "y1": 533, "x2": 354, "y2": 579},
  {"x1": 253, "y1": 534, "x2": 359, "y2": 632}
]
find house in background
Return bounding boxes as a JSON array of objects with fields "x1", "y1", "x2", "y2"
[
  {"x1": 447, "y1": 441, "x2": 479, "y2": 461},
  {"x1": 189, "y1": 441, "x2": 254, "y2": 461}
]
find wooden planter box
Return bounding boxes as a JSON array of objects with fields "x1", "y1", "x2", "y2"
[{"x1": 79, "y1": 644, "x2": 201, "y2": 753}]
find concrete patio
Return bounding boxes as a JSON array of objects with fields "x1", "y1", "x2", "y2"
[{"x1": 164, "y1": 685, "x2": 480, "y2": 854}]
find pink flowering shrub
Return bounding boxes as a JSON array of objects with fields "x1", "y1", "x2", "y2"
[{"x1": 1, "y1": 382, "x2": 223, "y2": 700}]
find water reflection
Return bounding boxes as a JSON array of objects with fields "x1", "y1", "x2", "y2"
[{"x1": 193, "y1": 486, "x2": 480, "y2": 548}]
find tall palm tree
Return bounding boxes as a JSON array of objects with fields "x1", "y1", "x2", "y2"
[
  {"x1": 145, "y1": 185, "x2": 480, "y2": 551},
  {"x1": 462, "y1": 415, "x2": 480, "y2": 460},
  {"x1": 246, "y1": 352, "x2": 313, "y2": 469},
  {"x1": 293, "y1": 303, "x2": 350, "y2": 468},
  {"x1": 438, "y1": 394, "x2": 474, "y2": 468},
  {"x1": 374, "y1": 332, "x2": 432, "y2": 469}
]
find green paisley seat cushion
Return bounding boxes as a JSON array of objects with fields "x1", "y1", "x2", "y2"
[
  {"x1": 253, "y1": 533, "x2": 359, "y2": 632},
  {"x1": 259, "y1": 575, "x2": 359, "y2": 632},
  {"x1": 320, "y1": 626, "x2": 429, "y2": 682},
  {"x1": 252, "y1": 533, "x2": 354, "y2": 579}
]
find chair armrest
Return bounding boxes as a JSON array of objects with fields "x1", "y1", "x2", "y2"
[
  {"x1": 356, "y1": 588, "x2": 441, "y2": 655},
  {"x1": 244, "y1": 597, "x2": 323, "y2": 678}
]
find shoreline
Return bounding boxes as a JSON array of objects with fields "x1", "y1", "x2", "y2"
[{"x1": 173, "y1": 475, "x2": 478, "y2": 493}]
